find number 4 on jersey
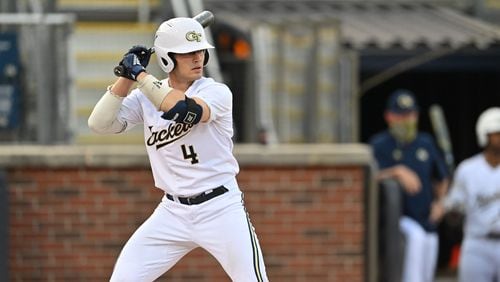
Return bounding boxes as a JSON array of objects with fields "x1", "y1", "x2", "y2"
[{"x1": 181, "y1": 144, "x2": 199, "y2": 164}]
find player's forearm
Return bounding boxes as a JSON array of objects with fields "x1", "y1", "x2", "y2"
[
  {"x1": 376, "y1": 167, "x2": 396, "y2": 180},
  {"x1": 111, "y1": 77, "x2": 135, "y2": 97},
  {"x1": 433, "y1": 178, "x2": 450, "y2": 202},
  {"x1": 88, "y1": 85, "x2": 127, "y2": 134},
  {"x1": 376, "y1": 165, "x2": 406, "y2": 181},
  {"x1": 136, "y1": 73, "x2": 185, "y2": 112},
  {"x1": 137, "y1": 72, "x2": 198, "y2": 112},
  {"x1": 443, "y1": 195, "x2": 465, "y2": 213},
  {"x1": 136, "y1": 73, "x2": 210, "y2": 123}
]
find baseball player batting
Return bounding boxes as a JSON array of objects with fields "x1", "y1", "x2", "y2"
[
  {"x1": 88, "y1": 12, "x2": 269, "y2": 281},
  {"x1": 444, "y1": 107, "x2": 500, "y2": 282}
]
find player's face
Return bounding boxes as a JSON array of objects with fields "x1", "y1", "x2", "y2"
[
  {"x1": 486, "y1": 131, "x2": 500, "y2": 153},
  {"x1": 385, "y1": 111, "x2": 418, "y2": 143},
  {"x1": 385, "y1": 111, "x2": 418, "y2": 124},
  {"x1": 172, "y1": 50, "x2": 205, "y2": 81}
]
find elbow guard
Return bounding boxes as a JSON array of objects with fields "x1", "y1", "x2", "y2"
[{"x1": 161, "y1": 97, "x2": 203, "y2": 125}]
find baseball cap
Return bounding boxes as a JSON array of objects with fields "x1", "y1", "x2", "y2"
[{"x1": 386, "y1": 89, "x2": 419, "y2": 114}]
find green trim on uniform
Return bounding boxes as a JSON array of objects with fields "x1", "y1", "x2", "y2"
[{"x1": 246, "y1": 213, "x2": 264, "y2": 282}]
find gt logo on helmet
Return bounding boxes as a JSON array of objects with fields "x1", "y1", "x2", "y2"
[{"x1": 185, "y1": 31, "x2": 202, "y2": 42}]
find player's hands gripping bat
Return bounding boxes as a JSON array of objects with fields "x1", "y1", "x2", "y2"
[
  {"x1": 119, "y1": 53, "x2": 148, "y2": 81},
  {"x1": 114, "y1": 45, "x2": 153, "y2": 79},
  {"x1": 113, "y1": 10, "x2": 215, "y2": 78}
]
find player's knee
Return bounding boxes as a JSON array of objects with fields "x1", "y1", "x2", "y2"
[
  {"x1": 406, "y1": 231, "x2": 426, "y2": 249},
  {"x1": 226, "y1": 255, "x2": 268, "y2": 282}
]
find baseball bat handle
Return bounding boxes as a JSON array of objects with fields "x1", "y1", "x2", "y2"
[{"x1": 114, "y1": 65, "x2": 125, "y2": 77}]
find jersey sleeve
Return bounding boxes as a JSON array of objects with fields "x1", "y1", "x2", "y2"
[
  {"x1": 368, "y1": 133, "x2": 393, "y2": 169},
  {"x1": 194, "y1": 83, "x2": 232, "y2": 122},
  {"x1": 444, "y1": 162, "x2": 467, "y2": 212},
  {"x1": 117, "y1": 89, "x2": 145, "y2": 131}
]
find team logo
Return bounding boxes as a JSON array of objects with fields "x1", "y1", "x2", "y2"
[
  {"x1": 476, "y1": 191, "x2": 500, "y2": 209},
  {"x1": 416, "y1": 148, "x2": 429, "y2": 161},
  {"x1": 185, "y1": 31, "x2": 202, "y2": 42},
  {"x1": 152, "y1": 80, "x2": 162, "y2": 89},
  {"x1": 397, "y1": 94, "x2": 415, "y2": 110},
  {"x1": 392, "y1": 149, "x2": 402, "y2": 161},
  {"x1": 184, "y1": 111, "x2": 198, "y2": 124},
  {"x1": 146, "y1": 123, "x2": 194, "y2": 150}
]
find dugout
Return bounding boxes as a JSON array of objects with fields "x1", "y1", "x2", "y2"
[
  {"x1": 355, "y1": 12, "x2": 500, "y2": 271},
  {"x1": 360, "y1": 46, "x2": 500, "y2": 165}
]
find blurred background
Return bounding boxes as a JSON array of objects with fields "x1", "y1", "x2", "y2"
[
  {"x1": 0, "y1": 0, "x2": 499, "y2": 159},
  {"x1": 0, "y1": 0, "x2": 499, "y2": 281}
]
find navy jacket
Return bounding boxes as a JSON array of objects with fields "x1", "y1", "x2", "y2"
[{"x1": 370, "y1": 130, "x2": 449, "y2": 232}]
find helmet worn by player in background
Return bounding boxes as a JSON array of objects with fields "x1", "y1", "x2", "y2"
[
  {"x1": 476, "y1": 107, "x2": 500, "y2": 147},
  {"x1": 154, "y1": 17, "x2": 214, "y2": 73}
]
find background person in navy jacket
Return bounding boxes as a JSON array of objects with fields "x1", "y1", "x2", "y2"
[{"x1": 369, "y1": 89, "x2": 450, "y2": 282}]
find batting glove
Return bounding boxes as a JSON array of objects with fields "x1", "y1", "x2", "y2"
[
  {"x1": 126, "y1": 45, "x2": 152, "y2": 67},
  {"x1": 120, "y1": 53, "x2": 146, "y2": 81}
]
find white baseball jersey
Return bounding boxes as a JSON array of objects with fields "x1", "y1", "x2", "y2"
[
  {"x1": 445, "y1": 153, "x2": 500, "y2": 237},
  {"x1": 117, "y1": 76, "x2": 239, "y2": 196}
]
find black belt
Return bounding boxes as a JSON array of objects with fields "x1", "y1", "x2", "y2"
[
  {"x1": 486, "y1": 232, "x2": 500, "y2": 240},
  {"x1": 166, "y1": 186, "x2": 228, "y2": 205}
]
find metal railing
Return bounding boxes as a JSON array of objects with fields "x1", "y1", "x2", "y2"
[{"x1": 378, "y1": 179, "x2": 405, "y2": 282}]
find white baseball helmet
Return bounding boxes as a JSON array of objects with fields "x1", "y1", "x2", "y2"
[
  {"x1": 154, "y1": 17, "x2": 214, "y2": 73},
  {"x1": 476, "y1": 107, "x2": 500, "y2": 147}
]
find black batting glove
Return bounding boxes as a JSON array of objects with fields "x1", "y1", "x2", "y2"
[
  {"x1": 126, "y1": 45, "x2": 152, "y2": 67},
  {"x1": 113, "y1": 45, "x2": 152, "y2": 79},
  {"x1": 120, "y1": 53, "x2": 146, "y2": 81}
]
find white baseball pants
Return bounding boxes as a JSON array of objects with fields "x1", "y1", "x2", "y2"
[
  {"x1": 110, "y1": 189, "x2": 268, "y2": 282},
  {"x1": 459, "y1": 237, "x2": 500, "y2": 282},
  {"x1": 400, "y1": 216, "x2": 438, "y2": 282}
]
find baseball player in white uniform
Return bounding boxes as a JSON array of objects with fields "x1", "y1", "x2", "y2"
[
  {"x1": 88, "y1": 17, "x2": 268, "y2": 282},
  {"x1": 444, "y1": 107, "x2": 500, "y2": 282}
]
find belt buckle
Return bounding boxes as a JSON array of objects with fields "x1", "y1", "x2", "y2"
[{"x1": 192, "y1": 190, "x2": 210, "y2": 204}]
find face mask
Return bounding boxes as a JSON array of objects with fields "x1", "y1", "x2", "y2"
[{"x1": 389, "y1": 119, "x2": 418, "y2": 144}]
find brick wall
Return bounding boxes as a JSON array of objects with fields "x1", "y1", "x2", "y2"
[
  {"x1": 1, "y1": 144, "x2": 374, "y2": 282},
  {"x1": 7, "y1": 165, "x2": 366, "y2": 281}
]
